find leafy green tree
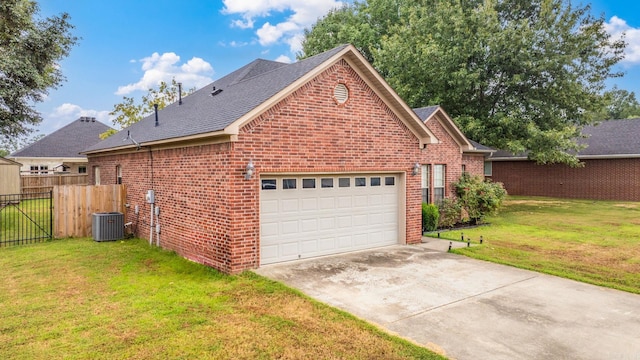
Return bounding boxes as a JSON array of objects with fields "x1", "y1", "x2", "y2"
[
  {"x1": 300, "y1": 0, "x2": 625, "y2": 166},
  {"x1": 602, "y1": 86, "x2": 640, "y2": 120},
  {"x1": 0, "y1": 132, "x2": 44, "y2": 156},
  {"x1": 102, "y1": 79, "x2": 193, "y2": 138},
  {"x1": 0, "y1": 0, "x2": 77, "y2": 144}
]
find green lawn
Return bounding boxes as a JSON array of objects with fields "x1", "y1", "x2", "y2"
[
  {"x1": 0, "y1": 238, "x2": 444, "y2": 360},
  {"x1": 0, "y1": 198, "x2": 52, "y2": 243},
  {"x1": 429, "y1": 196, "x2": 640, "y2": 294}
]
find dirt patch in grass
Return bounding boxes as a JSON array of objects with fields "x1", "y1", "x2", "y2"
[
  {"x1": 613, "y1": 203, "x2": 640, "y2": 209},
  {"x1": 506, "y1": 199, "x2": 571, "y2": 206}
]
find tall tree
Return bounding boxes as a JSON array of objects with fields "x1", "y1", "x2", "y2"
[
  {"x1": 300, "y1": 0, "x2": 625, "y2": 165},
  {"x1": 0, "y1": 0, "x2": 77, "y2": 144},
  {"x1": 602, "y1": 86, "x2": 640, "y2": 120},
  {"x1": 102, "y1": 79, "x2": 193, "y2": 138},
  {"x1": 0, "y1": 131, "x2": 44, "y2": 157}
]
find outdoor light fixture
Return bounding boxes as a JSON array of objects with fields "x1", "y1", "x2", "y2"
[
  {"x1": 412, "y1": 162, "x2": 421, "y2": 176},
  {"x1": 245, "y1": 160, "x2": 255, "y2": 180}
]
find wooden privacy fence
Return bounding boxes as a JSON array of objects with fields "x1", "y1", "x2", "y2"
[
  {"x1": 22, "y1": 174, "x2": 88, "y2": 195},
  {"x1": 53, "y1": 184, "x2": 126, "y2": 238}
]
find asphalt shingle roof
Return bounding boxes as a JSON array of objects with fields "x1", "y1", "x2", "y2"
[
  {"x1": 579, "y1": 118, "x2": 640, "y2": 156},
  {"x1": 413, "y1": 105, "x2": 493, "y2": 152},
  {"x1": 413, "y1": 106, "x2": 439, "y2": 121},
  {"x1": 492, "y1": 118, "x2": 640, "y2": 159},
  {"x1": 84, "y1": 45, "x2": 350, "y2": 153},
  {"x1": 11, "y1": 117, "x2": 112, "y2": 158}
]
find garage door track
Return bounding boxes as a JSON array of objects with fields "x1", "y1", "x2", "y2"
[{"x1": 255, "y1": 244, "x2": 640, "y2": 360}]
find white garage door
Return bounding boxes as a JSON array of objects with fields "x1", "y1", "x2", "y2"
[{"x1": 260, "y1": 174, "x2": 400, "y2": 265}]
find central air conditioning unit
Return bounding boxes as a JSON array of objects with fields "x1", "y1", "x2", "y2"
[{"x1": 92, "y1": 212, "x2": 124, "y2": 242}]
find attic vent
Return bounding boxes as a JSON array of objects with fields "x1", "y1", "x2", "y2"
[
  {"x1": 334, "y1": 84, "x2": 348, "y2": 104},
  {"x1": 211, "y1": 86, "x2": 223, "y2": 96}
]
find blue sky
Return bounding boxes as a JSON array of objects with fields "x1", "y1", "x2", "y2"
[{"x1": 33, "y1": 0, "x2": 640, "y2": 136}]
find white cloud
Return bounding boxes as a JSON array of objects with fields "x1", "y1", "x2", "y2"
[
  {"x1": 39, "y1": 103, "x2": 112, "y2": 135},
  {"x1": 116, "y1": 52, "x2": 214, "y2": 95},
  {"x1": 256, "y1": 21, "x2": 299, "y2": 46},
  {"x1": 50, "y1": 103, "x2": 111, "y2": 124},
  {"x1": 222, "y1": 0, "x2": 343, "y2": 53},
  {"x1": 605, "y1": 16, "x2": 640, "y2": 64},
  {"x1": 274, "y1": 55, "x2": 293, "y2": 63}
]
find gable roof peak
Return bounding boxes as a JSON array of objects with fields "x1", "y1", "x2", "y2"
[{"x1": 10, "y1": 117, "x2": 113, "y2": 158}]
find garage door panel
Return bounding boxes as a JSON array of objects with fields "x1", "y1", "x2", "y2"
[
  {"x1": 337, "y1": 235, "x2": 352, "y2": 248},
  {"x1": 301, "y1": 198, "x2": 318, "y2": 210},
  {"x1": 319, "y1": 197, "x2": 335, "y2": 209},
  {"x1": 261, "y1": 222, "x2": 279, "y2": 237},
  {"x1": 301, "y1": 219, "x2": 318, "y2": 232},
  {"x1": 353, "y1": 195, "x2": 368, "y2": 207},
  {"x1": 353, "y1": 214, "x2": 367, "y2": 226},
  {"x1": 260, "y1": 174, "x2": 400, "y2": 265},
  {"x1": 369, "y1": 194, "x2": 383, "y2": 205},
  {"x1": 337, "y1": 196, "x2": 352, "y2": 208},
  {"x1": 262, "y1": 199, "x2": 279, "y2": 213},
  {"x1": 282, "y1": 199, "x2": 299, "y2": 212},
  {"x1": 337, "y1": 215, "x2": 352, "y2": 228},
  {"x1": 318, "y1": 217, "x2": 335, "y2": 230},
  {"x1": 281, "y1": 220, "x2": 299, "y2": 234}
]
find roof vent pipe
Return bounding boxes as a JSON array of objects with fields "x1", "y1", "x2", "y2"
[
  {"x1": 154, "y1": 104, "x2": 159, "y2": 127},
  {"x1": 178, "y1": 83, "x2": 182, "y2": 105}
]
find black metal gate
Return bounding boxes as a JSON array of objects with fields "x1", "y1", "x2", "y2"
[{"x1": 0, "y1": 191, "x2": 53, "y2": 246}]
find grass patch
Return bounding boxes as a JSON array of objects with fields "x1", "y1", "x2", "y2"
[
  {"x1": 0, "y1": 198, "x2": 52, "y2": 243},
  {"x1": 431, "y1": 196, "x2": 640, "y2": 294},
  {"x1": 0, "y1": 238, "x2": 444, "y2": 359}
]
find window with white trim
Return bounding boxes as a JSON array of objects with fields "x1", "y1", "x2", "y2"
[
  {"x1": 116, "y1": 165, "x2": 122, "y2": 184},
  {"x1": 94, "y1": 166, "x2": 101, "y2": 185},
  {"x1": 434, "y1": 165, "x2": 445, "y2": 205},
  {"x1": 421, "y1": 165, "x2": 430, "y2": 203},
  {"x1": 484, "y1": 161, "x2": 493, "y2": 176}
]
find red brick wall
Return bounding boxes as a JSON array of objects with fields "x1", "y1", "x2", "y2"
[
  {"x1": 89, "y1": 144, "x2": 236, "y2": 272},
  {"x1": 421, "y1": 116, "x2": 464, "y2": 200},
  {"x1": 89, "y1": 59, "x2": 462, "y2": 273},
  {"x1": 490, "y1": 159, "x2": 640, "y2": 201},
  {"x1": 463, "y1": 154, "x2": 486, "y2": 177}
]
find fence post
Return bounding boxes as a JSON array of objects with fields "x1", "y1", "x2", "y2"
[{"x1": 49, "y1": 190, "x2": 53, "y2": 240}]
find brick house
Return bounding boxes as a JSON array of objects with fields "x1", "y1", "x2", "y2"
[
  {"x1": 8, "y1": 117, "x2": 112, "y2": 175},
  {"x1": 83, "y1": 45, "x2": 485, "y2": 273},
  {"x1": 489, "y1": 119, "x2": 640, "y2": 201},
  {"x1": 414, "y1": 106, "x2": 494, "y2": 203}
]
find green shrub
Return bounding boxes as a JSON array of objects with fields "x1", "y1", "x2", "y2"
[
  {"x1": 437, "y1": 198, "x2": 461, "y2": 228},
  {"x1": 422, "y1": 203, "x2": 439, "y2": 232},
  {"x1": 454, "y1": 172, "x2": 507, "y2": 224}
]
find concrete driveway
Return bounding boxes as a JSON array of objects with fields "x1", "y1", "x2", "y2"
[{"x1": 255, "y1": 243, "x2": 640, "y2": 360}]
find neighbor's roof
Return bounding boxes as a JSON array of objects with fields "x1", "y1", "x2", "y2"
[
  {"x1": 84, "y1": 44, "x2": 436, "y2": 154},
  {"x1": 10, "y1": 117, "x2": 112, "y2": 158},
  {"x1": 491, "y1": 118, "x2": 640, "y2": 160}
]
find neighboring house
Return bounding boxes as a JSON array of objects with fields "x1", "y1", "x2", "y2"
[
  {"x1": 8, "y1": 117, "x2": 112, "y2": 175},
  {"x1": 84, "y1": 44, "x2": 481, "y2": 274},
  {"x1": 0, "y1": 157, "x2": 21, "y2": 195},
  {"x1": 414, "y1": 106, "x2": 494, "y2": 203},
  {"x1": 489, "y1": 118, "x2": 640, "y2": 201}
]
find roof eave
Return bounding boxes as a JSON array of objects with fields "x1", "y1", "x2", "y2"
[
  {"x1": 424, "y1": 107, "x2": 474, "y2": 152},
  {"x1": 83, "y1": 130, "x2": 234, "y2": 155}
]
